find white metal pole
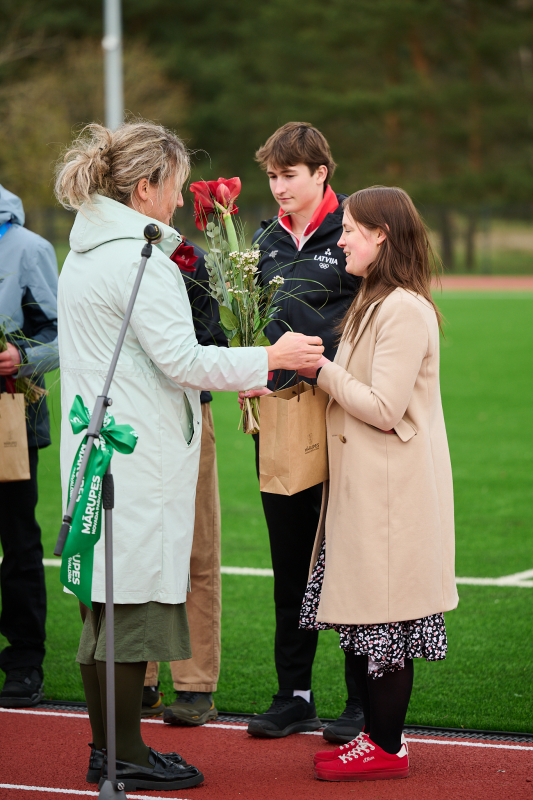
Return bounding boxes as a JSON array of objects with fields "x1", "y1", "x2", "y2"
[{"x1": 103, "y1": 0, "x2": 124, "y2": 130}]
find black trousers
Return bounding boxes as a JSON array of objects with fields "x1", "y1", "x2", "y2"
[
  {"x1": 0, "y1": 447, "x2": 46, "y2": 673},
  {"x1": 254, "y1": 436, "x2": 358, "y2": 697}
]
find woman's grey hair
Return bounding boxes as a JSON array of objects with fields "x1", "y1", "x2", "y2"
[{"x1": 55, "y1": 120, "x2": 190, "y2": 211}]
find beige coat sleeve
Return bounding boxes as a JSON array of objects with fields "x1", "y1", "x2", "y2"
[{"x1": 318, "y1": 296, "x2": 429, "y2": 430}]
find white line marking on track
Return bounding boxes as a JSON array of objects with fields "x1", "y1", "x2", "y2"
[
  {"x1": 29, "y1": 559, "x2": 533, "y2": 586},
  {"x1": 0, "y1": 786, "x2": 190, "y2": 799},
  {"x1": 404, "y1": 737, "x2": 533, "y2": 751},
  {"x1": 3, "y1": 708, "x2": 532, "y2": 751},
  {"x1": 298, "y1": 731, "x2": 533, "y2": 749},
  {"x1": 203, "y1": 722, "x2": 248, "y2": 731},
  {"x1": 0, "y1": 707, "x2": 88, "y2": 719}
]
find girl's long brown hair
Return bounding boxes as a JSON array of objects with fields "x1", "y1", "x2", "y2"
[{"x1": 338, "y1": 186, "x2": 442, "y2": 341}]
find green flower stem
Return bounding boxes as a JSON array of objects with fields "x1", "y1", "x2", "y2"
[{"x1": 223, "y1": 212, "x2": 240, "y2": 254}]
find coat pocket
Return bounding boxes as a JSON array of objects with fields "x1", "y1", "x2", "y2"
[
  {"x1": 179, "y1": 392, "x2": 195, "y2": 446},
  {"x1": 393, "y1": 418, "x2": 417, "y2": 442}
]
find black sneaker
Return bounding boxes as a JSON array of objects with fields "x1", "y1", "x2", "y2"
[
  {"x1": 0, "y1": 667, "x2": 44, "y2": 708},
  {"x1": 141, "y1": 681, "x2": 165, "y2": 718},
  {"x1": 322, "y1": 697, "x2": 365, "y2": 744},
  {"x1": 98, "y1": 748, "x2": 203, "y2": 791},
  {"x1": 86, "y1": 743, "x2": 187, "y2": 784},
  {"x1": 247, "y1": 691, "x2": 322, "y2": 738}
]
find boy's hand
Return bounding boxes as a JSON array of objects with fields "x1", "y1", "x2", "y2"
[{"x1": 0, "y1": 343, "x2": 21, "y2": 375}]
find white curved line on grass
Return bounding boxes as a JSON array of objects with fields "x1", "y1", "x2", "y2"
[{"x1": 4, "y1": 559, "x2": 532, "y2": 586}]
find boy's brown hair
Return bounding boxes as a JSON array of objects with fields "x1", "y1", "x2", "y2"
[{"x1": 255, "y1": 122, "x2": 336, "y2": 184}]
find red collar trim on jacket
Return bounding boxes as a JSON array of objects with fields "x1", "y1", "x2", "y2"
[{"x1": 277, "y1": 185, "x2": 339, "y2": 246}]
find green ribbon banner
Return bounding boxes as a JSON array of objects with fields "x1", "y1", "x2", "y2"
[{"x1": 60, "y1": 395, "x2": 138, "y2": 608}]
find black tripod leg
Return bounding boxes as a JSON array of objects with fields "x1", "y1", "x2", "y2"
[{"x1": 98, "y1": 467, "x2": 127, "y2": 799}]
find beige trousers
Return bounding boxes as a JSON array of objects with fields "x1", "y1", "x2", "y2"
[{"x1": 145, "y1": 402, "x2": 221, "y2": 692}]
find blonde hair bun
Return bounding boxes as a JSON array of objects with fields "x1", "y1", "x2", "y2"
[{"x1": 55, "y1": 120, "x2": 190, "y2": 211}]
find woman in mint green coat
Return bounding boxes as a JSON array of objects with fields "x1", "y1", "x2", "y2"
[{"x1": 55, "y1": 121, "x2": 323, "y2": 791}]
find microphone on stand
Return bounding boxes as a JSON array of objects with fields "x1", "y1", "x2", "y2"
[
  {"x1": 143, "y1": 223, "x2": 163, "y2": 244},
  {"x1": 141, "y1": 224, "x2": 163, "y2": 257}
]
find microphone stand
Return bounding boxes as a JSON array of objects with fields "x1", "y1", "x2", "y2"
[{"x1": 54, "y1": 224, "x2": 163, "y2": 799}]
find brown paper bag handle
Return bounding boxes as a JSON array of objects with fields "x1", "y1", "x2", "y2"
[
  {"x1": 3, "y1": 376, "x2": 16, "y2": 398},
  {"x1": 290, "y1": 372, "x2": 316, "y2": 401}
]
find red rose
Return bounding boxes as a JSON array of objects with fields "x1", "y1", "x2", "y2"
[
  {"x1": 170, "y1": 242, "x2": 198, "y2": 272},
  {"x1": 189, "y1": 177, "x2": 241, "y2": 231}
]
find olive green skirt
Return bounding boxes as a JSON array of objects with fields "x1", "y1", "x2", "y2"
[{"x1": 77, "y1": 601, "x2": 191, "y2": 665}]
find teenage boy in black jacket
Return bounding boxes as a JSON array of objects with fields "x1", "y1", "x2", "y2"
[{"x1": 242, "y1": 123, "x2": 363, "y2": 742}]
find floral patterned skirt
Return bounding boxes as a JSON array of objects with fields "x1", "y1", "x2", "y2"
[{"x1": 299, "y1": 538, "x2": 448, "y2": 679}]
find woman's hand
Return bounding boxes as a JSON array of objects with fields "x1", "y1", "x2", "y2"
[
  {"x1": 265, "y1": 332, "x2": 323, "y2": 372},
  {"x1": 238, "y1": 387, "x2": 272, "y2": 410},
  {"x1": 297, "y1": 355, "x2": 329, "y2": 379}
]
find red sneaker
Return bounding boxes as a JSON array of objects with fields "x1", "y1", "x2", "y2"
[
  {"x1": 313, "y1": 732, "x2": 407, "y2": 766},
  {"x1": 313, "y1": 731, "x2": 368, "y2": 766},
  {"x1": 314, "y1": 737, "x2": 409, "y2": 782}
]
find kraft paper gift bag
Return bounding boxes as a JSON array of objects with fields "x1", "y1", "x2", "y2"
[
  {"x1": 0, "y1": 392, "x2": 30, "y2": 482},
  {"x1": 259, "y1": 380, "x2": 329, "y2": 496}
]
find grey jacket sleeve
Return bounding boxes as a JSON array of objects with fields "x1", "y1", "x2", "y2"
[{"x1": 16, "y1": 238, "x2": 59, "y2": 378}]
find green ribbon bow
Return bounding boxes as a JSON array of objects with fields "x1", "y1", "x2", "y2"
[{"x1": 60, "y1": 395, "x2": 138, "y2": 608}]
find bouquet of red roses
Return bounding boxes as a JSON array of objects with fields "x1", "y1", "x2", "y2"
[{"x1": 190, "y1": 177, "x2": 284, "y2": 434}]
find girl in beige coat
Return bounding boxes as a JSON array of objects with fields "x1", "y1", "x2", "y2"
[{"x1": 299, "y1": 187, "x2": 458, "y2": 782}]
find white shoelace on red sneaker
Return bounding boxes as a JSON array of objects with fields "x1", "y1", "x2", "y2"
[
  {"x1": 338, "y1": 739, "x2": 376, "y2": 763},
  {"x1": 336, "y1": 731, "x2": 367, "y2": 753},
  {"x1": 331, "y1": 732, "x2": 408, "y2": 760}
]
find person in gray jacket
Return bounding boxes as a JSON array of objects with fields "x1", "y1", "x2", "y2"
[{"x1": 0, "y1": 184, "x2": 59, "y2": 707}]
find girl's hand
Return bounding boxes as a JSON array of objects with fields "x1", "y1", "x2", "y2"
[
  {"x1": 297, "y1": 355, "x2": 329, "y2": 379},
  {"x1": 238, "y1": 387, "x2": 272, "y2": 410}
]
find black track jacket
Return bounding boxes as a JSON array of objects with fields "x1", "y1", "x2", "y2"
[
  {"x1": 252, "y1": 193, "x2": 361, "y2": 391},
  {"x1": 177, "y1": 236, "x2": 227, "y2": 404}
]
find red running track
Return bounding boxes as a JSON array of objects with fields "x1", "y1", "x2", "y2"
[
  {"x1": 436, "y1": 275, "x2": 533, "y2": 291},
  {"x1": 0, "y1": 708, "x2": 532, "y2": 800}
]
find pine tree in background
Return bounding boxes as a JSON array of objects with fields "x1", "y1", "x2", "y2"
[{"x1": 2, "y1": 0, "x2": 533, "y2": 269}]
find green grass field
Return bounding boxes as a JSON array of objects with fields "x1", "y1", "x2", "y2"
[{"x1": 1, "y1": 294, "x2": 532, "y2": 732}]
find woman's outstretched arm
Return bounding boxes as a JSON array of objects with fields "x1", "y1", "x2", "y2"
[{"x1": 126, "y1": 250, "x2": 322, "y2": 393}]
